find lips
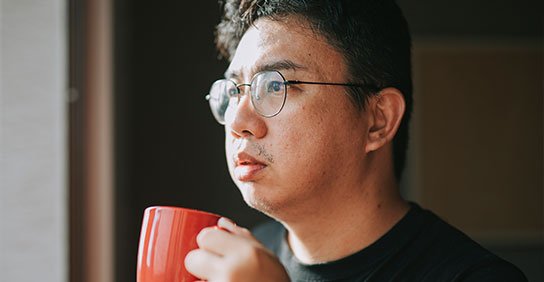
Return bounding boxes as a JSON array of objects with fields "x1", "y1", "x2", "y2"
[{"x1": 234, "y1": 152, "x2": 267, "y2": 181}]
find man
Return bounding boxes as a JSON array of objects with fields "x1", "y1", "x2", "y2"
[{"x1": 184, "y1": 0, "x2": 527, "y2": 281}]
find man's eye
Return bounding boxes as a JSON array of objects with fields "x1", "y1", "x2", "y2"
[
  {"x1": 227, "y1": 87, "x2": 238, "y2": 96},
  {"x1": 267, "y1": 81, "x2": 283, "y2": 92}
]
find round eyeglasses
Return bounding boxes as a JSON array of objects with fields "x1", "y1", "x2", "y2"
[{"x1": 205, "y1": 70, "x2": 375, "y2": 124}]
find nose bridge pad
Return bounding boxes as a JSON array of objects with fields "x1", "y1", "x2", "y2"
[
  {"x1": 236, "y1": 83, "x2": 253, "y2": 105},
  {"x1": 228, "y1": 82, "x2": 263, "y2": 138}
]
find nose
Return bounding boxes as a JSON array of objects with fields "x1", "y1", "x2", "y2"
[{"x1": 226, "y1": 86, "x2": 267, "y2": 139}]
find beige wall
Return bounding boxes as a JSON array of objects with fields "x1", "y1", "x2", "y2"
[{"x1": 410, "y1": 40, "x2": 543, "y2": 244}]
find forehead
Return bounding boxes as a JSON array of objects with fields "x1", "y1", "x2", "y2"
[{"x1": 226, "y1": 16, "x2": 347, "y2": 81}]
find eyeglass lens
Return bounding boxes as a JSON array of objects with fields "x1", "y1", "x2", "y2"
[{"x1": 208, "y1": 71, "x2": 287, "y2": 124}]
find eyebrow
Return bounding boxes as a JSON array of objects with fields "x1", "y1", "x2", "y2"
[{"x1": 224, "y1": 59, "x2": 306, "y2": 80}]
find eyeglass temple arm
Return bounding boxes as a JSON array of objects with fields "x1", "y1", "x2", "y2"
[{"x1": 286, "y1": 80, "x2": 377, "y2": 90}]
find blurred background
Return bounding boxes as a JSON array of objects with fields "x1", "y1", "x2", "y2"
[{"x1": 0, "y1": 0, "x2": 542, "y2": 281}]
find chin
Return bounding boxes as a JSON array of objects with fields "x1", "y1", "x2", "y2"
[{"x1": 239, "y1": 183, "x2": 281, "y2": 216}]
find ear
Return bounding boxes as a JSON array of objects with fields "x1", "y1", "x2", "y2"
[{"x1": 365, "y1": 87, "x2": 406, "y2": 153}]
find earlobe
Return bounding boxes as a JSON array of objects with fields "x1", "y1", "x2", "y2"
[{"x1": 365, "y1": 88, "x2": 406, "y2": 153}]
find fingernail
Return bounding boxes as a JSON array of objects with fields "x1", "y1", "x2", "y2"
[{"x1": 218, "y1": 217, "x2": 236, "y2": 229}]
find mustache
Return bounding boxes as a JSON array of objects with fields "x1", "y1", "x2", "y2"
[{"x1": 234, "y1": 141, "x2": 274, "y2": 164}]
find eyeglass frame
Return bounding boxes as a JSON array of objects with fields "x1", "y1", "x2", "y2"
[{"x1": 205, "y1": 70, "x2": 378, "y2": 124}]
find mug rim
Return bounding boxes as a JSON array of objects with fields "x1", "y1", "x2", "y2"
[{"x1": 144, "y1": 206, "x2": 221, "y2": 218}]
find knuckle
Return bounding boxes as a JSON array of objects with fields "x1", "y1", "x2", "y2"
[
  {"x1": 240, "y1": 244, "x2": 261, "y2": 261},
  {"x1": 239, "y1": 227, "x2": 252, "y2": 236}
]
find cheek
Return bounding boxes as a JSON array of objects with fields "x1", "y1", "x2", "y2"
[
  {"x1": 271, "y1": 108, "x2": 332, "y2": 166},
  {"x1": 273, "y1": 95, "x2": 362, "y2": 163}
]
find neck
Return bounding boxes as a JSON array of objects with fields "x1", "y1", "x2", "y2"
[{"x1": 279, "y1": 160, "x2": 409, "y2": 264}]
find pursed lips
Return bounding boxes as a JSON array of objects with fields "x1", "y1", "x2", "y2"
[{"x1": 233, "y1": 152, "x2": 267, "y2": 181}]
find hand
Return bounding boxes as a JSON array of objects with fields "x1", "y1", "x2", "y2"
[{"x1": 184, "y1": 217, "x2": 290, "y2": 282}]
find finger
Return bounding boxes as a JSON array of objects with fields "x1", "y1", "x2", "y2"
[
  {"x1": 218, "y1": 217, "x2": 253, "y2": 238},
  {"x1": 196, "y1": 226, "x2": 253, "y2": 255},
  {"x1": 184, "y1": 249, "x2": 223, "y2": 280}
]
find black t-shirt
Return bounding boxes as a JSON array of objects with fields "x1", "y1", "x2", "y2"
[{"x1": 253, "y1": 203, "x2": 527, "y2": 282}]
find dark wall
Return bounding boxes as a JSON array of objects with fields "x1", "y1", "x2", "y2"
[
  {"x1": 398, "y1": 0, "x2": 542, "y2": 38},
  {"x1": 113, "y1": 1, "x2": 268, "y2": 281}
]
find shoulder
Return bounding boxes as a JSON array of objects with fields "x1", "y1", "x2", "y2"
[
  {"x1": 252, "y1": 220, "x2": 285, "y2": 252},
  {"x1": 405, "y1": 206, "x2": 527, "y2": 281},
  {"x1": 455, "y1": 256, "x2": 528, "y2": 282}
]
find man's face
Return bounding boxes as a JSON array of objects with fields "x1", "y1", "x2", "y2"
[{"x1": 224, "y1": 17, "x2": 370, "y2": 216}]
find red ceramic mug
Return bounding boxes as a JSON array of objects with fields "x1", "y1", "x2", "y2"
[{"x1": 137, "y1": 206, "x2": 221, "y2": 282}]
